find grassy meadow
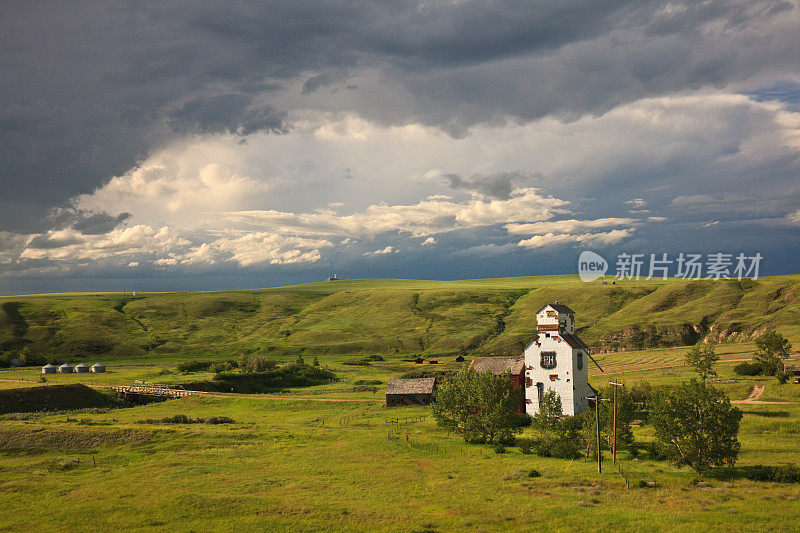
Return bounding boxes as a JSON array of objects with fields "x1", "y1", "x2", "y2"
[
  {"x1": 2, "y1": 275, "x2": 799, "y2": 363},
  {"x1": 1, "y1": 275, "x2": 800, "y2": 531}
]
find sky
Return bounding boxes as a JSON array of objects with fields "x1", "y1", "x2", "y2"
[{"x1": 1, "y1": 1, "x2": 799, "y2": 294}]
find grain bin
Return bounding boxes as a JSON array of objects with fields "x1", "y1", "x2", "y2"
[
  {"x1": 91, "y1": 363, "x2": 106, "y2": 373},
  {"x1": 42, "y1": 363, "x2": 57, "y2": 374},
  {"x1": 58, "y1": 363, "x2": 73, "y2": 373},
  {"x1": 75, "y1": 363, "x2": 90, "y2": 373}
]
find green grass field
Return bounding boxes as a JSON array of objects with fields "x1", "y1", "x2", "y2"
[
  {"x1": 2, "y1": 275, "x2": 800, "y2": 364},
  {"x1": 1, "y1": 275, "x2": 800, "y2": 531}
]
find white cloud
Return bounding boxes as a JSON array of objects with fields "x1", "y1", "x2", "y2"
[
  {"x1": 701, "y1": 220, "x2": 720, "y2": 228},
  {"x1": 365, "y1": 246, "x2": 395, "y2": 255},
  {"x1": 227, "y1": 187, "x2": 568, "y2": 238},
  {"x1": 624, "y1": 198, "x2": 647, "y2": 208},
  {"x1": 421, "y1": 237, "x2": 436, "y2": 246},
  {"x1": 20, "y1": 226, "x2": 190, "y2": 262},
  {"x1": 517, "y1": 229, "x2": 636, "y2": 249},
  {"x1": 210, "y1": 233, "x2": 331, "y2": 266},
  {"x1": 648, "y1": 216, "x2": 668, "y2": 222},
  {"x1": 127, "y1": 261, "x2": 139, "y2": 267},
  {"x1": 787, "y1": 210, "x2": 800, "y2": 224},
  {"x1": 505, "y1": 218, "x2": 637, "y2": 235}
]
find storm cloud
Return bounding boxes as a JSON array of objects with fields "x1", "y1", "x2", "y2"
[{"x1": 1, "y1": 1, "x2": 799, "y2": 291}]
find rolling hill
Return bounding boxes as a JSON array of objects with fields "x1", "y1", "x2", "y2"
[{"x1": 1, "y1": 275, "x2": 799, "y2": 363}]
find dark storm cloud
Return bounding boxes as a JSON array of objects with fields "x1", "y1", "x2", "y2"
[
  {"x1": 1, "y1": 0, "x2": 797, "y2": 232},
  {"x1": 167, "y1": 94, "x2": 286, "y2": 136},
  {"x1": 443, "y1": 172, "x2": 540, "y2": 199},
  {"x1": 72, "y1": 212, "x2": 132, "y2": 235}
]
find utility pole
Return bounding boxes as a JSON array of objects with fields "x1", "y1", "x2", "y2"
[
  {"x1": 609, "y1": 381, "x2": 624, "y2": 465},
  {"x1": 593, "y1": 394, "x2": 602, "y2": 473}
]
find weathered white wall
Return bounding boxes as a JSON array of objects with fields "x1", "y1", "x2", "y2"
[{"x1": 523, "y1": 305, "x2": 591, "y2": 417}]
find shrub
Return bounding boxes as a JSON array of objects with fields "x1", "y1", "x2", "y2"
[
  {"x1": 432, "y1": 370, "x2": 523, "y2": 444},
  {"x1": 527, "y1": 469, "x2": 541, "y2": 478},
  {"x1": 342, "y1": 359, "x2": 371, "y2": 366},
  {"x1": 531, "y1": 390, "x2": 562, "y2": 430},
  {"x1": 650, "y1": 380, "x2": 742, "y2": 474},
  {"x1": 238, "y1": 355, "x2": 277, "y2": 373},
  {"x1": 204, "y1": 416, "x2": 235, "y2": 424},
  {"x1": 177, "y1": 360, "x2": 214, "y2": 373},
  {"x1": 776, "y1": 370, "x2": 789, "y2": 384},
  {"x1": 494, "y1": 443, "x2": 506, "y2": 454},
  {"x1": 754, "y1": 331, "x2": 792, "y2": 376},
  {"x1": 57, "y1": 458, "x2": 80, "y2": 471},
  {"x1": 733, "y1": 361, "x2": 763, "y2": 376},
  {"x1": 744, "y1": 464, "x2": 800, "y2": 483},
  {"x1": 517, "y1": 438, "x2": 533, "y2": 455},
  {"x1": 209, "y1": 361, "x2": 233, "y2": 373}
]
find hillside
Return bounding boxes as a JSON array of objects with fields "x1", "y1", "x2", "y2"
[{"x1": 1, "y1": 275, "x2": 799, "y2": 362}]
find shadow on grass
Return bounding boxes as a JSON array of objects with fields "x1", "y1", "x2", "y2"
[
  {"x1": 740, "y1": 410, "x2": 791, "y2": 417},
  {"x1": 709, "y1": 464, "x2": 800, "y2": 483}
]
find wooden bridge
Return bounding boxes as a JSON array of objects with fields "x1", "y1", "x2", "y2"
[{"x1": 112, "y1": 383, "x2": 201, "y2": 398}]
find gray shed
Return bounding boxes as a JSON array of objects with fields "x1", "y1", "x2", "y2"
[
  {"x1": 385, "y1": 377, "x2": 436, "y2": 407},
  {"x1": 75, "y1": 363, "x2": 90, "y2": 373},
  {"x1": 91, "y1": 363, "x2": 106, "y2": 373},
  {"x1": 58, "y1": 363, "x2": 73, "y2": 373},
  {"x1": 42, "y1": 363, "x2": 57, "y2": 374}
]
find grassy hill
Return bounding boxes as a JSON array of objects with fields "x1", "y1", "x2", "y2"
[{"x1": 1, "y1": 275, "x2": 799, "y2": 363}]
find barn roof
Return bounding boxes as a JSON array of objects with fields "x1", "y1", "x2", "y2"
[
  {"x1": 561, "y1": 332, "x2": 589, "y2": 351},
  {"x1": 537, "y1": 303, "x2": 575, "y2": 315},
  {"x1": 386, "y1": 377, "x2": 436, "y2": 395},
  {"x1": 468, "y1": 357, "x2": 525, "y2": 375}
]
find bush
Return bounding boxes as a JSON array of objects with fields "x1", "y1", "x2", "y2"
[
  {"x1": 744, "y1": 464, "x2": 800, "y2": 483},
  {"x1": 432, "y1": 370, "x2": 523, "y2": 444},
  {"x1": 733, "y1": 361, "x2": 763, "y2": 376},
  {"x1": 177, "y1": 360, "x2": 214, "y2": 373},
  {"x1": 527, "y1": 469, "x2": 541, "y2": 478},
  {"x1": 776, "y1": 370, "x2": 789, "y2": 384},
  {"x1": 531, "y1": 415, "x2": 586, "y2": 459},
  {"x1": 494, "y1": 443, "x2": 506, "y2": 454},
  {"x1": 342, "y1": 358, "x2": 372, "y2": 366},
  {"x1": 238, "y1": 355, "x2": 277, "y2": 373},
  {"x1": 517, "y1": 438, "x2": 533, "y2": 455},
  {"x1": 650, "y1": 380, "x2": 743, "y2": 474},
  {"x1": 209, "y1": 361, "x2": 233, "y2": 373},
  {"x1": 204, "y1": 416, "x2": 235, "y2": 424}
]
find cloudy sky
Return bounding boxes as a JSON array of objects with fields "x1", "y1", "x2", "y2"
[{"x1": 2, "y1": 1, "x2": 799, "y2": 293}]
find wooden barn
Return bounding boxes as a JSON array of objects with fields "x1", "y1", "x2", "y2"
[
  {"x1": 468, "y1": 357, "x2": 526, "y2": 413},
  {"x1": 455, "y1": 355, "x2": 465, "y2": 362},
  {"x1": 385, "y1": 377, "x2": 436, "y2": 407}
]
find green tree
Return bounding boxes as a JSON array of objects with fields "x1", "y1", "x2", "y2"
[
  {"x1": 650, "y1": 380, "x2": 742, "y2": 474},
  {"x1": 312, "y1": 356, "x2": 320, "y2": 367},
  {"x1": 754, "y1": 331, "x2": 792, "y2": 376},
  {"x1": 531, "y1": 389, "x2": 562, "y2": 430},
  {"x1": 432, "y1": 370, "x2": 523, "y2": 444},
  {"x1": 685, "y1": 343, "x2": 719, "y2": 380}
]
